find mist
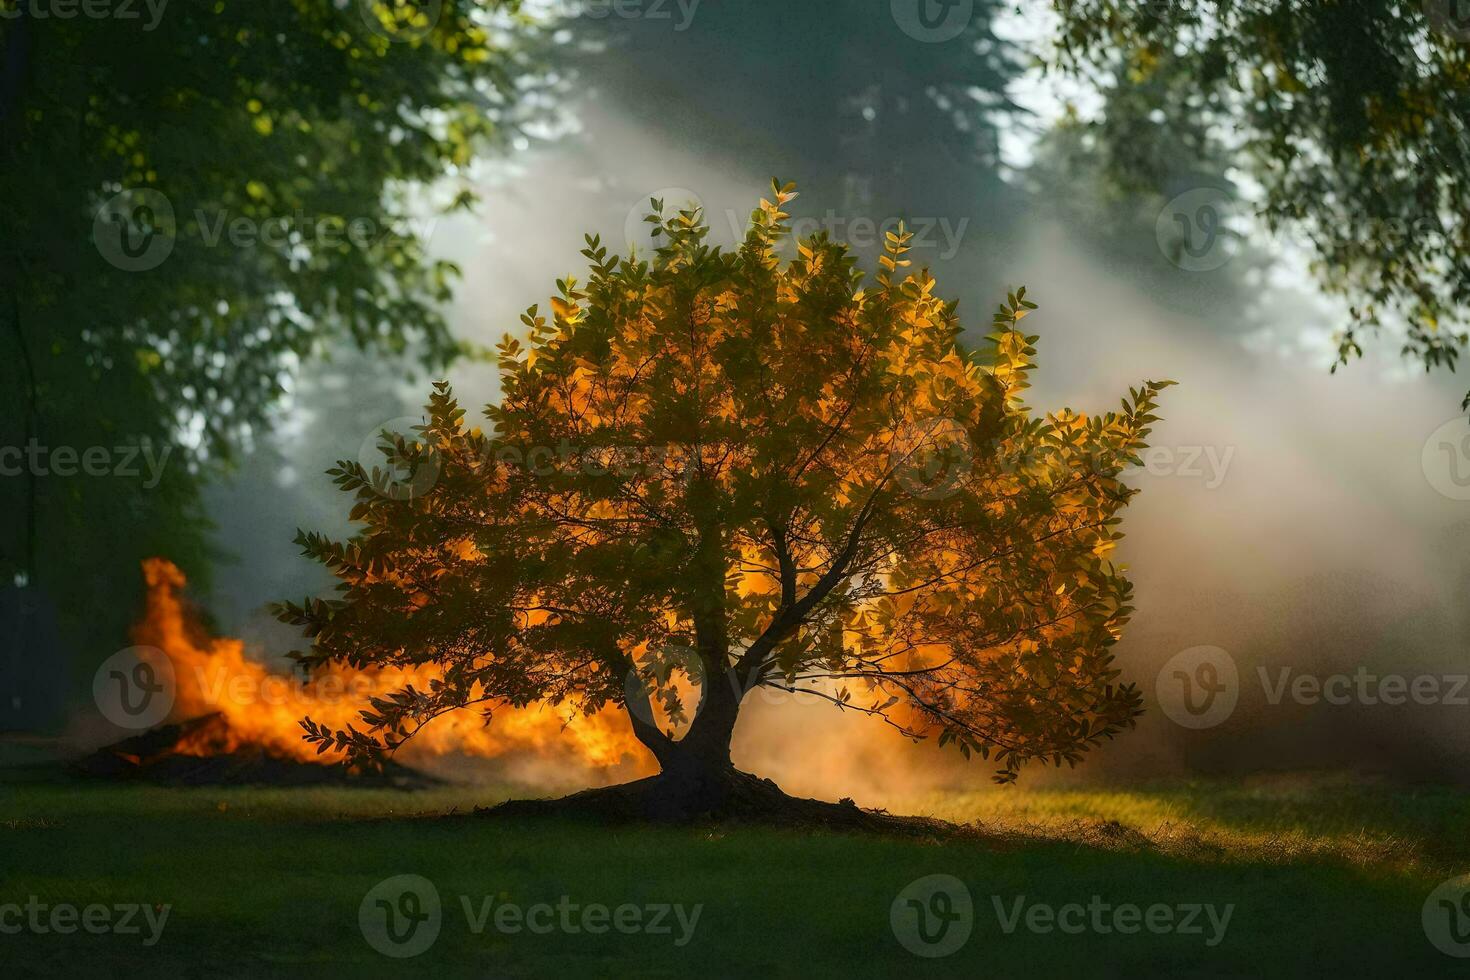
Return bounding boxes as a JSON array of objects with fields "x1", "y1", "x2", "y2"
[{"x1": 200, "y1": 6, "x2": 1470, "y2": 802}]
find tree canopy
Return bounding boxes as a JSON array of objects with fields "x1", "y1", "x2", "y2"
[
  {"x1": 0, "y1": 0, "x2": 545, "y2": 666},
  {"x1": 279, "y1": 183, "x2": 1171, "y2": 786},
  {"x1": 1048, "y1": 0, "x2": 1470, "y2": 394}
]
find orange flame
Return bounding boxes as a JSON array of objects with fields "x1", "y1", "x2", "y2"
[{"x1": 132, "y1": 559, "x2": 652, "y2": 774}]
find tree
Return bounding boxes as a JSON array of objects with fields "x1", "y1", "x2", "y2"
[
  {"x1": 578, "y1": 0, "x2": 1021, "y2": 218},
  {"x1": 0, "y1": 1, "x2": 549, "y2": 679},
  {"x1": 277, "y1": 183, "x2": 1171, "y2": 815},
  {"x1": 1047, "y1": 0, "x2": 1470, "y2": 399}
]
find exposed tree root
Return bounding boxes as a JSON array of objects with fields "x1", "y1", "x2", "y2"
[{"x1": 476, "y1": 766, "x2": 979, "y2": 838}]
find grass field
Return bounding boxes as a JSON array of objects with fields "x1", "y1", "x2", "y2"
[{"x1": 2, "y1": 769, "x2": 1466, "y2": 977}]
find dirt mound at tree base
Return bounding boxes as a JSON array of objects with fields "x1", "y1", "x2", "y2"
[
  {"x1": 73, "y1": 713, "x2": 436, "y2": 789},
  {"x1": 477, "y1": 766, "x2": 985, "y2": 838}
]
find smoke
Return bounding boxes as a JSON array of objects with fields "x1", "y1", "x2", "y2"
[
  {"x1": 195, "y1": 16, "x2": 1470, "y2": 802},
  {"x1": 986, "y1": 222, "x2": 1470, "y2": 786}
]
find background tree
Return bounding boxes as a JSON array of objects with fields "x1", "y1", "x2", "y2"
[
  {"x1": 278, "y1": 184, "x2": 1171, "y2": 813},
  {"x1": 0, "y1": 0, "x2": 550, "y2": 700},
  {"x1": 574, "y1": 0, "x2": 1025, "y2": 269},
  {"x1": 1047, "y1": 0, "x2": 1470, "y2": 396}
]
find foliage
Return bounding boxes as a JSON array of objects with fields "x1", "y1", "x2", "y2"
[
  {"x1": 574, "y1": 0, "x2": 1022, "y2": 224},
  {"x1": 279, "y1": 182, "x2": 1171, "y2": 784},
  {"x1": 0, "y1": 1, "x2": 547, "y2": 661},
  {"x1": 1048, "y1": 0, "x2": 1470, "y2": 394}
]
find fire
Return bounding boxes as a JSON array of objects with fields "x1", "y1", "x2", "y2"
[{"x1": 132, "y1": 559, "x2": 651, "y2": 773}]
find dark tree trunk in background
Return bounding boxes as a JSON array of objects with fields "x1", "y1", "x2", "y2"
[{"x1": 0, "y1": 585, "x2": 68, "y2": 733}]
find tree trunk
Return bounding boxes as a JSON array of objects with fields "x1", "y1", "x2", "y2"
[
  {"x1": 623, "y1": 663, "x2": 744, "y2": 814},
  {"x1": 484, "y1": 654, "x2": 957, "y2": 830}
]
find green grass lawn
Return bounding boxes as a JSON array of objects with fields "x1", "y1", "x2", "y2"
[{"x1": 1, "y1": 769, "x2": 1465, "y2": 977}]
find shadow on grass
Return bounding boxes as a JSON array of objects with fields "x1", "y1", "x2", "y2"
[{"x1": 0, "y1": 773, "x2": 1456, "y2": 977}]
